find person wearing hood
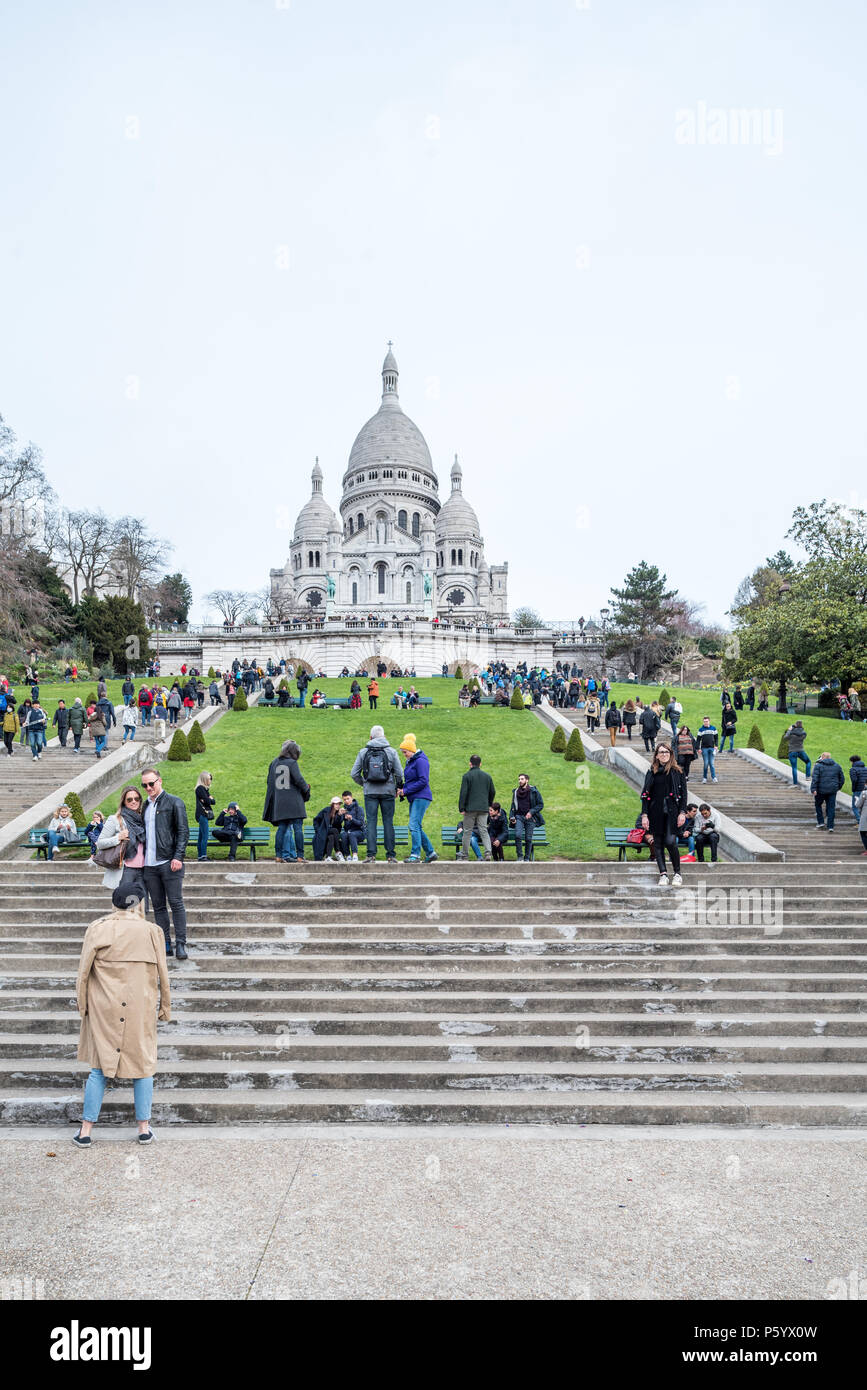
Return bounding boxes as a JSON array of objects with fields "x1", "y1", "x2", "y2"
[
  {"x1": 398, "y1": 733, "x2": 437, "y2": 863},
  {"x1": 72, "y1": 880, "x2": 171, "y2": 1147},
  {"x1": 263, "y1": 739, "x2": 311, "y2": 863},
  {"x1": 351, "y1": 725, "x2": 404, "y2": 863},
  {"x1": 849, "y1": 755, "x2": 867, "y2": 826}
]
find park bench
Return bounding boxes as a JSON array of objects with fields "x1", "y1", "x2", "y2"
[
  {"x1": 24, "y1": 828, "x2": 90, "y2": 860},
  {"x1": 191, "y1": 827, "x2": 271, "y2": 861},
  {"x1": 301, "y1": 825, "x2": 410, "y2": 852},
  {"x1": 311, "y1": 698, "x2": 352, "y2": 709},
  {"x1": 258, "y1": 696, "x2": 297, "y2": 707},
  {"x1": 440, "y1": 825, "x2": 549, "y2": 859},
  {"x1": 388, "y1": 696, "x2": 433, "y2": 709},
  {"x1": 604, "y1": 827, "x2": 652, "y2": 862}
]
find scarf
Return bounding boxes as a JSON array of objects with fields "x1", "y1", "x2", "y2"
[{"x1": 120, "y1": 805, "x2": 146, "y2": 859}]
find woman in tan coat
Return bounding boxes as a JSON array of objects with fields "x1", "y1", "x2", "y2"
[{"x1": 73, "y1": 882, "x2": 171, "y2": 1147}]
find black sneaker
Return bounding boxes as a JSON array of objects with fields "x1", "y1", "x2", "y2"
[
  {"x1": 165, "y1": 946, "x2": 174, "y2": 956},
  {"x1": 137, "y1": 1128, "x2": 155, "y2": 1144},
  {"x1": 72, "y1": 1131, "x2": 92, "y2": 1148}
]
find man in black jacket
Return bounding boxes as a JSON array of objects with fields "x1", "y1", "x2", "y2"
[
  {"x1": 296, "y1": 669, "x2": 309, "y2": 708},
  {"x1": 52, "y1": 700, "x2": 70, "y2": 748},
  {"x1": 212, "y1": 803, "x2": 248, "y2": 861},
  {"x1": 509, "y1": 774, "x2": 544, "y2": 861},
  {"x1": 487, "y1": 802, "x2": 509, "y2": 861},
  {"x1": 339, "y1": 790, "x2": 366, "y2": 861},
  {"x1": 140, "y1": 767, "x2": 190, "y2": 958}
]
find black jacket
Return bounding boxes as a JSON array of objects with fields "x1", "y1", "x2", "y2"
[
  {"x1": 145, "y1": 791, "x2": 189, "y2": 862},
  {"x1": 605, "y1": 707, "x2": 621, "y2": 729},
  {"x1": 640, "y1": 767, "x2": 688, "y2": 829},
  {"x1": 721, "y1": 708, "x2": 738, "y2": 734},
  {"x1": 215, "y1": 809, "x2": 248, "y2": 838},
  {"x1": 639, "y1": 709, "x2": 660, "y2": 737},
  {"x1": 509, "y1": 785, "x2": 545, "y2": 824},
  {"x1": 340, "y1": 799, "x2": 365, "y2": 835},
  {"x1": 263, "y1": 755, "x2": 311, "y2": 823},
  {"x1": 195, "y1": 784, "x2": 216, "y2": 820},
  {"x1": 850, "y1": 760, "x2": 867, "y2": 796},
  {"x1": 312, "y1": 806, "x2": 344, "y2": 860},
  {"x1": 488, "y1": 810, "x2": 509, "y2": 845},
  {"x1": 296, "y1": 671, "x2": 309, "y2": 692},
  {"x1": 52, "y1": 707, "x2": 70, "y2": 731}
]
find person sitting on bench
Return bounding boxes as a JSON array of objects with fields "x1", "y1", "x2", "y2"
[
  {"x1": 694, "y1": 803, "x2": 721, "y2": 863},
  {"x1": 338, "y1": 790, "x2": 365, "y2": 861},
  {"x1": 211, "y1": 803, "x2": 248, "y2": 861},
  {"x1": 675, "y1": 803, "x2": 699, "y2": 861}
]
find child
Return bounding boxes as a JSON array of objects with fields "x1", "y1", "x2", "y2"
[{"x1": 84, "y1": 810, "x2": 105, "y2": 860}]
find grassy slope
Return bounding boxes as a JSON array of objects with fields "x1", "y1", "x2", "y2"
[
  {"x1": 94, "y1": 680, "x2": 637, "y2": 859},
  {"x1": 607, "y1": 682, "x2": 867, "y2": 783}
]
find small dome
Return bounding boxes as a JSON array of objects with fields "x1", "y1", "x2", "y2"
[
  {"x1": 436, "y1": 454, "x2": 480, "y2": 539},
  {"x1": 294, "y1": 457, "x2": 339, "y2": 537}
]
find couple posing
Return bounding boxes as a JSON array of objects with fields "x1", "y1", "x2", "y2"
[{"x1": 96, "y1": 768, "x2": 190, "y2": 959}]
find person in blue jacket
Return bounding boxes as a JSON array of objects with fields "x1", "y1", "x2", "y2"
[{"x1": 398, "y1": 732, "x2": 438, "y2": 863}]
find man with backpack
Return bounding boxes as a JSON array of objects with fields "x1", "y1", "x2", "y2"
[{"x1": 351, "y1": 725, "x2": 404, "y2": 863}]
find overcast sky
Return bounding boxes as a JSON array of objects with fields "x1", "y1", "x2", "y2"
[{"x1": 2, "y1": 0, "x2": 864, "y2": 626}]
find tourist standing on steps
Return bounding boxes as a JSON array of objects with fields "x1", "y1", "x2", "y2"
[
  {"x1": 2, "y1": 700, "x2": 19, "y2": 755},
  {"x1": 849, "y1": 755, "x2": 867, "y2": 826},
  {"x1": 140, "y1": 767, "x2": 189, "y2": 958},
  {"x1": 95, "y1": 786, "x2": 147, "y2": 899},
  {"x1": 52, "y1": 699, "x2": 70, "y2": 748},
  {"x1": 25, "y1": 700, "x2": 48, "y2": 759},
  {"x1": 457, "y1": 755, "x2": 495, "y2": 861},
  {"x1": 296, "y1": 667, "x2": 309, "y2": 708},
  {"x1": 508, "y1": 773, "x2": 545, "y2": 862},
  {"x1": 783, "y1": 720, "x2": 811, "y2": 785},
  {"x1": 639, "y1": 702, "x2": 661, "y2": 752},
  {"x1": 67, "y1": 697, "x2": 86, "y2": 752},
  {"x1": 351, "y1": 725, "x2": 404, "y2": 863},
  {"x1": 621, "y1": 698, "x2": 637, "y2": 741},
  {"x1": 87, "y1": 701, "x2": 107, "y2": 758},
  {"x1": 122, "y1": 677, "x2": 135, "y2": 707},
  {"x1": 696, "y1": 717, "x2": 719, "y2": 783},
  {"x1": 398, "y1": 733, "x2": 438, "y2": 863},
  {"x1": 605, "y1": 701, "x2": 621, "y2": 747},
  {"x1": 72, "y1": 881, "x2": 170, "y2": 1148},
  {"x1": 194, "y1": 770, "x2": 216, "y2": 861},
  {"x1": 639, "y1": 744, "x2": 688, "y2": 887},
  {"x1": 720, "y1": 701, "x2": 738, "y2": 752},
  {"x1": 810, "y1": 752, "x2": 844, "y2": 833},
  {"x1": 211, "y1": 803, "x2": 248, "y2": 860},
  {"x1": 666, "y1": 696, "x2": 682, "y2": 743},
  {"x1": 263, "y1": 739, "x2": 310, "y2": 863},
  {"x1": 138, "y1": 684, "x2": 153, "y2": 725},
  {"x1": 675, "y1": 725, "x2": 698, "y2": 780},
  {"x1": 121, "y1": 701, "x2": 138, "y2": 742},
  {"x1": 367, "y1": 677, "x2": 379, "y2": 710}
]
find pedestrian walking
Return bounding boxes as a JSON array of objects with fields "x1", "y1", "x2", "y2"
[
  {"x1": 810, "y1": 752, "x2": 845, "y2": 832},
  {"x1": 720, "y1": 702, "x2": 738, "y2": 752},
  {"x1": 52, "y1": 699, "x2": 70, "y2": 748},
  {"x1": 140, "y1": 768, "x2": 189, "y2": 958},
  {"x1": 639, "y1": 703, "x2": 661, "y2": 752},
  {"x1": 675, "y1": 725, "x2": 698, "y2": 780},
  {"x1": 696, "y1": 717, "x2": 719, "y2": 783},
  {"x1": 72, "y1": 881, "x2": 171, "y2": 1147},
  {"x1": 367, "y1": 677, "x2": 379, "y2": 710},
  {"x1": 639, "y1": 743, "x2": 689, "y2": 886},
  {"x1": 398, "y1": 733, "x2": 437, "y2": 862},
  {"x1": 121, "y1": 702, "x2": 138, "y2": 742},
  {"x1": 24, "y1": 700, "x2": 48, "y2": 759},
  {"x1": 351, "y1": 725, "x2": 404, "y2": 863},
  {"x1": 783, "y1": 720, "x2": 811, "y2": 785},
  {"x1": 263, "y1": 739, "x2": 311, "y2": 863},
  {"x1": 622, "y1": 699, "x2": 637, "y2": 741},
  {"x1": 2, "y1": 700, "x2": 19, "y2": 755},
  {"x1": 87, "y1": 703, "x2": 108, "y2": 758},
  {"x1": 605, "y1": 701, "x2": 621, "y2": 747},
  {"x1": 849, "y1": 755, "x2": 867, "y2": 826}
]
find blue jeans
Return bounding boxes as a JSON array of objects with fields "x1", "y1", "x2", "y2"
[
  {"x1": 365, "y1": 795, "x2": 396, "y2": 858},
  {"x1": 676, "y1": 833, "x2": 696, "y2": 855},
  {"x1": 276, "y1": 819, "x2": 304, "y2": 860},
  {"x1": 123, "y1": 725, "x2": 136, "y2": 741},
  {"x1": 123, "y1": 693, "x2": 133, "y2": 705},
  {"x1": 701, "y1": 748, "x2": 716, "y2": 779},
  {"x1": 297, "y1": 690, "x2": 306, "y2": 707},
  {"x1": 46, "y1": 830, "x2": 64, "y2": 860},
  {"x1": 94, "y1": 735, "x2": 107, "y2": 755},
  {"x1": 140, "y1": 706, "x2": 151, "y2": 724},
  {"x1": 82, "y1": 1067, "x2": 153, "y2": 1123},
  {"x1": 599, "y1": 691, "x2": 609, "y2": 707},
  {"x1": 669, "y1": 717, "x2": 679, "y2": 742},
  {"x1": 468, "y1": 832, "x2": 482, "y2": 859},
  {"x1": 196, "y1": 814, "x2": 210, "y2": 859},
  {"x1": 721, "y1": 733, "x2": 734, "y2": 751},
  {"x1": 789, "y1": 751, "x2": 811, "y2": 784},
  {"x1": 28, "y1": 731, "x2": 44, "y2": 757},
  {"x1": 814, "y1": 793, "x2": 837, "y2": 829},
  {"x1": 407, "y1": 797, "x2": 435, "y2": 859}
]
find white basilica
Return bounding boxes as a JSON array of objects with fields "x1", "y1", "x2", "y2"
[{"x1": 270, "y1": 347, "x2": 509, "y2": 621}]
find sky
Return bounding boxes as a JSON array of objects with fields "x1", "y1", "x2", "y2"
[{"x1": 2, "y1": 0, "x2": 865, "y2": 626}]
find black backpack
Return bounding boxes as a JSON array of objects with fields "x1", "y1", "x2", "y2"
[{"x1": 362, "y1": 746, "x2": 391, "y2": 783}]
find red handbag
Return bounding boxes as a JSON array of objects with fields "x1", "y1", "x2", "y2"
[{"x1": 626, "y1": 828, "x2": 645, "y2": 845}]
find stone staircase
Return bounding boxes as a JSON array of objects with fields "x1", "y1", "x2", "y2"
[
  {"x1": 561, "y1": 709, "x2": 865, "y2": 861},
  {"x1": 0, "y1": 861, "x2": 865, "y2": 1127}
]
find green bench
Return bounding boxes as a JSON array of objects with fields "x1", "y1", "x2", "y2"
[
  {"x1": 440, "y1": 825, "x2": 549, "y2": 859},
  {"x1": 604, "y1": 828, "x2": 651, "y2": 862},
  {"x1": 311, "y1": 698, "x2": 352, "y2": 709},
  {"x1": 300, "y1": 825, "x2": 410, "y2": 854},
  {"x1": 23, "y1": 829, "x2": 91, "y2": 860},
  {"x1": 388, "y1": 696, "x2": 433, "y2": 708},
  {"x1": 192, "y1": 827, "x2": 271, "y2": 861},
  {"x1": 259, "y1": 696, "x2": 297, "y2": 707}
]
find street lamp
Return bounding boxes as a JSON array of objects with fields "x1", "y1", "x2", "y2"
[
  {"x1": 599, "y1": 607, "x2": 610, "y2": 676},
  {"x1": 153, "y1": 601, "x2": 162, "y2": 674},
  {"x1": 774, "y1": 581, "x2": 791, "y2": 713}
]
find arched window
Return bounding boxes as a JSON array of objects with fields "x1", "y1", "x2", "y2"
[
  {"x1": 308, "y1": 550, "x2": 313, "y2": 567},
  {"x1": 458, "y1": 548, "x2": 463, "y2": 566},
  {"x1": 357, "y1": 513, "x2": 364, "y2": 531},
  {"x1": 398, "y1": 509, "x2": 407, "y2": 530},
  {"x1": 412, "y1": 512, "x2": 420, "y2": 537},
  {"x1": 406, "y1": 582, "x2": 412, "y2": 604},
  {"x1": 352, "y1": 581, "x2": 358, "y2": 604},
  {"x1": 315, "y1": 550, "x2": 320, "y2": 568},
  {"x1": 376, "y1": 563, "x2": 387, "y2": 595},
  {"x1": 376, "y1": 511, "x2": 387, "y2": 543},
  {"x1": 348, "y1": 517, "x2": 354, "y2": 536},
  {"x1": 451, "y1": 549, "x2": 456, "y2": 566}
]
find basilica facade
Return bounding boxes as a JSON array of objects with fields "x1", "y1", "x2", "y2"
[{"x1": 269, "y1": 348, "x2": 509, "y2": 621}]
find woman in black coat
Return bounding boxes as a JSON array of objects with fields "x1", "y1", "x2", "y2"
[
  {"x1": 621, "y1": 699, "x2": 637, "y2": 740},
  {"x1": 263, "y1": 739, "x2": 311, "y2": 862},
  {"x1": 720, "y1": 702, "x2": 737, "y2": 752},
  {"x1": 640, "y1": 744, "x2": 688, "y2": 885}
]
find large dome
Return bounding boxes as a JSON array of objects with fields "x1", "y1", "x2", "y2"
[
  {"x1": 436, "y1": 455, "x2": 480, "y2": 539},
  {"x1": 343, "y1": 348, "x2": 437, "y2": 483}
]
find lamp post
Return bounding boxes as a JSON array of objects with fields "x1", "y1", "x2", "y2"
[
  {"x1": 775, "y1": 581, "x2": 791, "y2": 713},
  {"x1": 600, "y1": 607, "x2": 610, "y2": 677},
  {"x1": 153, "y1": 601, "x2": 162, "y2": 675}
]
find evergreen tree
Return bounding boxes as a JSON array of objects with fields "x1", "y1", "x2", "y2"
[
  {"x1": 65, "y1": 792, "x2": 86, "y2": 827},
  {"x1": 509, "y1": 686, "x2": 525, "y2": 710},
  {"x1": 564, "y1": 727, "x2": 586, "y2": 761},
  {"x1": 659, "y1": 688, "x2": 671, "y2": 707},
  {"x1": 776, "y1": 731, "x2": 790, "y2": 760},
  {"x1": 187, "y1": 720, "x2": 206, "y2": 754},
  {"x1": 454, "y1": 665, "x2": 464, "y2": 681},
  {"x1": 607, "y1": 562, "x2": 681, "y2": 681},
  {"x1": 233, "y1": 690, "x2": 248, "y2": 712},
  {"x1": 747, "y1": 723, "x2": 765, "y2": 751},
  {"x1": 167, "y1": 728, "x2": 190, "y2": 760},
  {"x1": 207, "y1": 666, "x2": 216, "y2": 680},
  {"x1": 550, "y1": 724, "x2": 567, "y2": 753}
]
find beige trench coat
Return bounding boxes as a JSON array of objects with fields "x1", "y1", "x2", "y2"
[{"x1": 76, "y1": 904, "x2": 171, "y2": 1079}]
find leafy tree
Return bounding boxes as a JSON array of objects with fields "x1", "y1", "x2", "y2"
[
  {"x1": 187, "y1": 720, "x2": 206, "y2": 754},
  {"x1": 513, "y1": 607, "x2": 542, "y2": 630},
  {"x1": 145, "y1": 573, "x2": 192, "y2": 626},
  {"x1": 550, "y1": 723, "x2": 567, "y2": 753},
  {"x1": 167, "y1": 728, "x2": 190, "y2": 761},
  {"x1": 232, "y1": 689, "x2": 248, "y2": 711},
  {"x1": 564, "y1": 727, "x2": 586, "y2": 761},
  {"x1": 607, "y1": 562, "x2": 682, "y2": 681},
  {"x1": 509, "y1": 686, "x2": 525, "y2": 709},
  {"x1": 747, "y1": 723, "x2": 765, "y2": 751},
  {"x1": 77, "y1": 596, "x2": 151, "y2": 671}
]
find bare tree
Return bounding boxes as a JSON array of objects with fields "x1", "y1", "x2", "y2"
[
  {"x1": 0, "y1": 415, "x2": 49, "y2": 510},
  {"x1": 206, "y1": 589, "x2": 250, "y2": 625},
  {"x1": 51, "y1": 509, "x2": 118, "y2": 605},
  {"x1": 112, "y1": 516, "x2": 171, "y2": 599},
  {"x1": 0, "y1": 535, "x2": 70, "y2": 644}
]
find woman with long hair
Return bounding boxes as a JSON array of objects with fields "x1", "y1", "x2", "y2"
[
  {"x1": 640, "y1": 743, "x2": 689, "y2": 886},
  {"x1": 675, "y1": 724, "x2": 698, "y2": 780},
  {"x1": 194, "y1": 770, "x2": 215, "y2": 861},
  {"x1": 95, "y1": 784, "x2": 147, "y2": 900}
]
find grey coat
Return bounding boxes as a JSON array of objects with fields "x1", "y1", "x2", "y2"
[{"x1": 263, "y1": 756, "x2": 311, "y2": 823}]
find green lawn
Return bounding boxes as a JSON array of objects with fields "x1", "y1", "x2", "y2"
[
  {"x1": 94, "y1": 689, "x2": 639, "y2": 859},
  {"x1": 606, "y1": 682, "x2": 867, "y2": 782}
]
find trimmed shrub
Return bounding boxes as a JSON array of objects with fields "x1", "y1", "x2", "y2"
[
  {"x1": 167, "y1": 729, "x2": 191, "y2": 761},
  {"x1": 207, "y1": 666, "x2": 216, "y2": 680},
  {"x1": 510, "y1": 686, "x2": 525, "y2": 710},
  {"x1": 278, "y1": 678, "x2": 289, "y2": 691},
  {"x1": 232, "y1": 690, "x2": 248, "y2": 712},
  {"x1": 84, "y1": 691, "x2": 97, "y2": 708},
  {"x1": 659, "y1": 688, "x2": 671, "y2": 707},
  {"x1": 747, "y1": 723, "x2": 764, "y2": 751},
  {"x1": 65, "y1": 792, "x2": 87, "y2": 828},
  {"x1": 564, "y1": 727, "x2": 586, "y2": 762},
  {"x1": 550, "y1": 723, "x2": 567, "y2": 753},
  {"x1": 776, "y1": 731, "x2": 790, "y2": 759},
  {"x1": 454, "y1": 665, "x2": 463, "y2": 681},
  {"x1": 187, "y1": 720, "x2": 206, "y2": 754}
]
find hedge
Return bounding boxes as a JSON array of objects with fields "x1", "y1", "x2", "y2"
[
  {"x1": 232, "y1": 690, "x2": 248, "y2": 712},
  {"x1": 510, "y1": 686, "x2": 525, "y2": 710}
]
